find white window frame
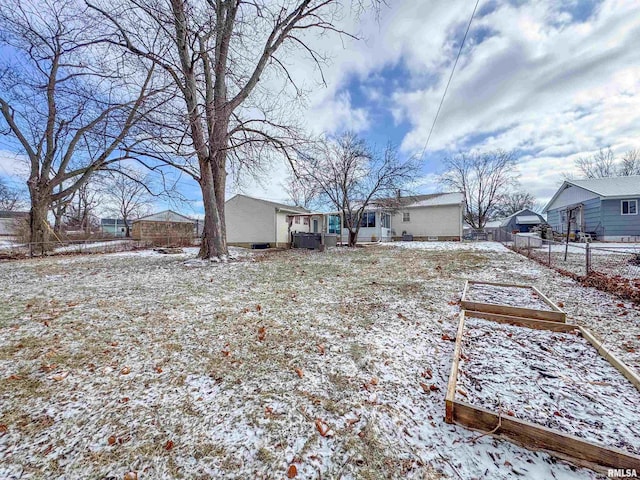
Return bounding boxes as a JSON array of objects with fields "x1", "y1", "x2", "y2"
[
  {"x1": 621, "y1": 199, "x2": 638, "y2": 215},
  {"x1": 402, "y1": 211, "x2": 410, "y2": 222}
]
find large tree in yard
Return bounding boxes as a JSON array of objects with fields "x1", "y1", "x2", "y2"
[
  {"x1": 90, "y1": 0, "x2": 381, "y2": 260},
  {"x1": 0, "y1": 0, "x2": 159, "y2": 254},
  {"x1": 440, "y1": 150, "x2": 519, "y2": 230},
  {"x1": 294, "y1": 132, "x2": 417, "y2": 247}
]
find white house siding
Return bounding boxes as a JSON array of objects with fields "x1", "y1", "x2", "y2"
[
  {"x1": 392, "y1": 204, "x2": 462, "y2": 240},
  {"x1": 225, "y1": 195, "x2": 276, "y2": 246},
  {"x1": 545, "y1": 184, "x2": 599, "y2": 211}
]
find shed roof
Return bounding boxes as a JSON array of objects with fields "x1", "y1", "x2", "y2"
[
  {"x1": 500, "y1": 208, "x2": 545, "y2": 227},
  {"x1": 133, "y1": 210, "x2": 195, "y2": 224},
  {"x1": 515, "y1": 215, "x2": 543, "y2": 224}
]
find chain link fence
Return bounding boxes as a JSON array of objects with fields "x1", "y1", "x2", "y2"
[
  {"x1": 503, "y1": 232, "x2": 640, "y2": 302},
  {"x1": 0, "y1": 236, "x2": 202, "y2": 260}
]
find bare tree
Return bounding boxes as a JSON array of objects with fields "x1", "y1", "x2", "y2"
[
  {"x1": 0, "y1": 0, "x2": 159, "y2": 254},
  {"x1": 296, "y1": 132, "x2": 417, "y2": 246},
  {"x1": 100, "y1": 169, "x2": 154, "y2": 237},
  {"x1": 493, "y1": 191, "x2": 536, "y2": 219},
  {"x1": 619, "y1": 149, "x2": 640, "y2": 176},
  {"x1": 63, "y1": 181, "x2": 100, "y2": 234},
  {"x1": 0, "y1": 178, "x2": 23, "y2": 211},
  {"x1": 90, "y1": 0, "x2": 381, "y2": 259},
  {"x1": 284, "y1": 174, "x2": 319, "y2": 209},
  {"x1": 574, "y1": 148, "x2": 617, "y2": 178},
  {"x1": 440, "y1": 150, "x2": 519, "y2": 230}
]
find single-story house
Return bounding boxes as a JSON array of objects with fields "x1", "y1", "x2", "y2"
[
  {"x1": 500, "y1": 208, "x2": 546, "y2": 233},
  {"x1": 225, "y1": 194, "x2": 309, "y2": 248},
  {"x1": 0, "y1": 210, "x2": 29, "y2": 239},
  {"x1": 543, "y1": 176, "x2": 640, "y2": 242},
  {"x1": 131, "y1": 210, "x2": 196, "y2": 246},
  {"x1": 100, "y1": 218, "x2": 128, "y2": 238},
  {"x1": 389, "y1": 192, "x2": 464, "y2": 241}
]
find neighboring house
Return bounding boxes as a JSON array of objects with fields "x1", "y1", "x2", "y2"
[
  {"x1": 225, "y1": 194, "x2": 309, "y2": 248},
  {"x1": 543, "y1": 176, "x2": 640, "y2": 241},
  {"x1": 0, "y1": 211, "x2": 29, "y2": 239},
  {"x1": 131, "y1": 210, "x2": 196, "y2": 246},
  {"x1": 500, "y1": 208, "x2": 546, "y2": 233},
  {"x1": 100, "y1": 218, "x2": 128, "y2": 238}
]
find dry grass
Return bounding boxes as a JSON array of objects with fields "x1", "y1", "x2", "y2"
[{"x1": 0, "y1": 243, "x2": 635, "y2": 479}]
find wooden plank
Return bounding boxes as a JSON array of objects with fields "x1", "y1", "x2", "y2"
[
  {"x1": 464, "y1": 310, "x2": 577, "y2": 333},
  {"x1": 531, "y1": 285, "x2": 565, "y2": 314},
  {"x1": 451, "y1": 400, "x2": 640, "y2": 471},
  {"x1": 460, "y1": 280, "x2": 469, "y2": 305},
  {"x1": 579, "y1": 326, "x2": 640, "y2": 392},
  {"x1": 445, "y1": 311, "x2": 465, "y2": 423},
  {"x1": 466, "y1": 279, "x2": 533, "y2": 289},
  {"x1": 460, "y1": 299, "x2": 566, "y2": 322}
]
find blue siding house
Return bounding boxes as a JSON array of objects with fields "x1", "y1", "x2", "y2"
[{"x1": 543, "y1": 176, "x2": 640, "y2": 241}]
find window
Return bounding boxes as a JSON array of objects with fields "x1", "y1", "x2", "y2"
[
  {"x1": 303, "y1": 217, "x2": 310, "y2": 225},
  {"x1": 403, "y1": 211, "x2": 410, "y2": 222},
  {"x1": 328, "y1": 215, "x2": 341, "y2": 234},
  {"x1": 621, "y1": 200, "x2": 638, "y2": 215},
  {"x1": 381, "y1": 213, "x2": 391, "y2": 229},
  {"x1": 359, "y1": 211, "x2": 376, "y2": 228},
  {"x1": 295, "y1": 216, "x2": 300, "y2": 224}
]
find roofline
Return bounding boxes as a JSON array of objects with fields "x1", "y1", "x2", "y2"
[
  {"x1": 544, "y1": 177, "x2": 640, "y2": 213},
  {"x1": 132, "y1": 209, "x2": 195, "y2": 223},
  {"x1": 229, "y1": 193, "x2": 309, "y2": 213},
  {"x1": 542, "y1": 181, "x2": 572, "y2": 213}
]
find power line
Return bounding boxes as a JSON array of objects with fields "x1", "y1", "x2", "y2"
[{"x1": 420, "y1": 0, "x2": 480, "y2": 160}]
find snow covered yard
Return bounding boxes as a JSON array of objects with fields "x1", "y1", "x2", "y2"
[{"x1": 0, "y1": 242, "x2": 639, "y2": 479}]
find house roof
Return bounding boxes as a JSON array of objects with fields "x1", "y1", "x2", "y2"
[
  {"x1": 132, "y1": 210, "x2": 195, "y2": 224},
  {"x1": 229, "y1": 194, "x2": 310, "y2": 214},
  {"x1": 369, "y1": 192, "x2": 464, "y2": 209},
  {"x1": 543, "y1": 175, "x2": 640, "y2": 212},
  {"x1": 101, "y1": 218, "x2": 125, "y2": 225},
  {"x1": 0, "y1": 210, "x2": 29, "y2": 219}
]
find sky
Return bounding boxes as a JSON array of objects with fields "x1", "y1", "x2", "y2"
[{"x1": 1, "y1": 0, "x2": 640, "y2": 217}]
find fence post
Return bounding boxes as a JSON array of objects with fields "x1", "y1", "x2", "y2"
[
  {"x1": 585, "y1": 242, "x2": 591, "y2": 276},
  {"x1": 527, "y1": 236, "x2": 531, "y2": 258},
  {"x1": 548, "y1": 241, "x2": 551, "y2": 266}
]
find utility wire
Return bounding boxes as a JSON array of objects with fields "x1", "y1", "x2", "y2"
[{"x1": 420, "y1": 0, "x2": 480, "y2": 160}]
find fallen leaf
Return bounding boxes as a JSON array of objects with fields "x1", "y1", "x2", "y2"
[
  {"x1": 123, "y1": 472, "x2": 138, "y2": 480},
  {"x1": 557, "y1": 302, "x2": 565, "y2": 308},
  {"x1": 287, "y1": 464, "x2": 298, "y2": 478},
  {"x1": 120, "y1": 366, "x2": 131, "y2": 375},
  {"x1": 258, "y1": 326, "x2": 266, "y2": 341},
  {"x1": 294, "y1": 368, "x2": 303, "y2": 378},
  {"x1": 7, "y1": 374, "x2": 22, "y2": 380},
  {"x1": 421, "y1": 369, "x2": 433, "y2": 379},
  {"x1": 164, "y1": 440, "x2": 174, "y2": 451},
  {"x1": 507, "y1": 410, "x2": 515, "y2": 416},
  {"x1": 441, "y1": 334, "x2": 452, "y2": 341},
  {"x1": 346, "y1": 416, "x2": 360, "y2": 427},
  {"x1": 0, "y1": 424, "x2": 7, "y2": 433},
  {"x1": 419, "y1": 382, "x2": 430, "y2": 393},
  {"x1": 456, "y1": 388, "x2": 467, "y2": 397},
  {"x1": 222, "y1": 350, "x2": 231, "y2": 357},
  {"x1": 370, "y1": 377, "x2": 379, "y2": 386},
  {"x1": 429, "y1": 384, "x2": 439, "y2": 391},
  {"x1": 42, "y1": 444, "x2": 53, "y2": 455},
  {"x1": 315, "y1": 418, "x2": 329, "y2": 437},
  {"x1": 120, "y1": 397, "x2": 129, "y2": 403},
  {"x1": 155, "y1": 366, "x2": 163, "y2": 373},
  {"x1": 317, "y1": 344, "x2": 325, "y2": 355},
  {"x1": 108, "y1": 435, "x2": 116, "y2": 445},
  {"x1": 256, "y1": 304, "x2": 262, "y2": 312},
  {"x1": 51, "y1": 371, "x2": 69, "y2": 381}
]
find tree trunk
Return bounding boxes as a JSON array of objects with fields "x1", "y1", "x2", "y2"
[
  {"x1": 198, "y1": 160, "x2": 228, "y2": 259},
  {"x1": 29, "y1": 196, "x2": 50, "y2": 256},
  {"x1": 348, "y1": 229, "x2": 358, "y2": 247}
]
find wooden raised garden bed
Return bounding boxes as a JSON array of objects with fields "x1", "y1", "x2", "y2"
[
  {"x1": 445, "y1": 310, "x2": 640, "y2": 472},
  {"x1": 461, "y1": 280, "x2": 566, "y2": 322}
]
